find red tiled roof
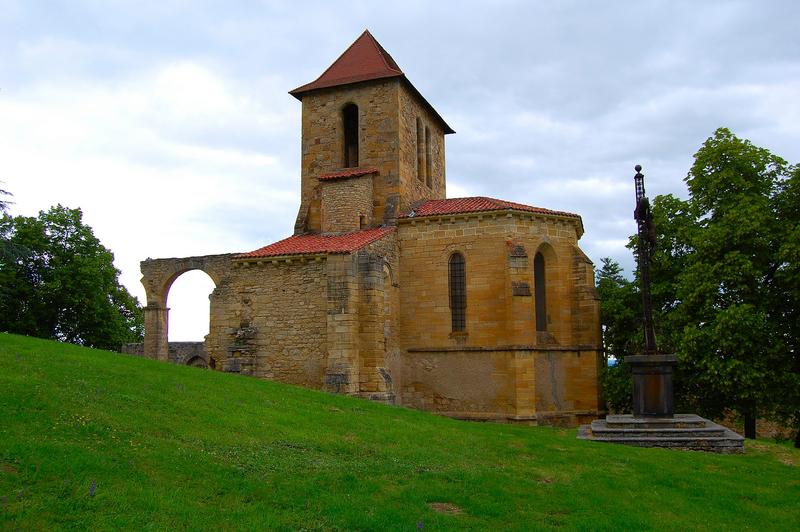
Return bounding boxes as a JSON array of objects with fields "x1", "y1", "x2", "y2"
[
  {"x1": 318, "y1": 167, "x2": 379, "y2": 181},
  {"x1": 289, "y1": 30, "x2": 454, "y2": 135},
  {"x1": 290, "y1": 30, "x2": 403, "y2": 97},
  {"x1": 401, "y1": 197, "x2": 581, "y2": 219},
  {"x1": 238, "y1": 227, "x2": 395, "y2": 259}
]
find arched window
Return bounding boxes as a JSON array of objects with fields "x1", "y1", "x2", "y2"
[
  {"x1": 416, "y1": 117, "x2": 424, "y2": 181},
  {"x1": 534, "y1": 252, "x2": 547, "y2": 331},
  {"x1": 343, "y1": 104, "x2": 359, "y2": 168},
  {"x1": 424, "y1": 126, "x2": 432, "y2": 187},
  {"x1": 448, "y1": 253, "x2": 466, "y2": 332}
]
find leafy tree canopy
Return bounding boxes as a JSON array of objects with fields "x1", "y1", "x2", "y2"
[{"x1": 0, "y1": 205, "x2": 143, "y2": 350}]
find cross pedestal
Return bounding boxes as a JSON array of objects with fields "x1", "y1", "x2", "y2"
[{"x1": 626, "y1": 353, "x2": 677, "y2": 417}]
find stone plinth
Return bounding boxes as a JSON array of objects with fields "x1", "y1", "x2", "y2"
[
  {"x1": 578, "y1": 414, "x2": 744, "y2": 453},
  {"x1": 626, "y1": 353, "x2": 677, "y2": 417}
]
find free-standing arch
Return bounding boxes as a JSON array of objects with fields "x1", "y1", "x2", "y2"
[{"x1": 140, "y1": 254, "x2": 234, "y2": 362}]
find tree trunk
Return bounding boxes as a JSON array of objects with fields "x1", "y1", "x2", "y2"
[
  {"x1": 794, "y1": 424, "x2": 800, "y2": 449},
  {"x1": 743, "y1": 412, "x2": 756, "y2": 439}
]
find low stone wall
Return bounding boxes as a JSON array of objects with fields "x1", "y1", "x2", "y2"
[
  {"x1": 121, "y1": 343, "x2": 145, "y2": 356},
  {"x1": 121, "y1": 342, "x2": 208, "y2": 367}
]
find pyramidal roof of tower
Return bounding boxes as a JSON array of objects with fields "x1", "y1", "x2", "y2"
[
  {"x1": 290, "y1": 30, "x2": 454, "y2": 134},
  {"x1": 290, "y1": 30, "x2": 402, "y2": 95}
]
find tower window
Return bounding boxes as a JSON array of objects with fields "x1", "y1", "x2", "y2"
[
  {"x1": 343, "y1": 104, "x2": 359, "y2": 168},
  {"x1": 416, "y1": 117, "x2": 424, "y2": 181},
  {"x1": 425, "y1": 126, "x2": 432, "y2": 187},
  {"x1": 534, "y1": 252, "x2": 547, "y2": 331},
  {"x1": 449, "y1": 253, "x2": 466, "y2": 332}
]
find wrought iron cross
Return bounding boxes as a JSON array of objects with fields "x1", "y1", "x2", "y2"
[{"x1": 633, "y1": 165, "x2": 657, "y2": 355}]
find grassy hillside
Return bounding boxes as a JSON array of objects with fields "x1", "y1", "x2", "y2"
[{"x1": 1, "y1": 333, "x2": 798, "y2": 530}]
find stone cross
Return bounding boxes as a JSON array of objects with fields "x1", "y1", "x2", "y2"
[
  {"x1": 633, "y1": 164, "x2": 658, "y2": 355},
  {"x1": 627, "y1": 165, "x2": 677, "y2": 417}
]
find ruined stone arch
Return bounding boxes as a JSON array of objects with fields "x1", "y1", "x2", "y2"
[
  {"x1": 139, "y1": 254, "x2": 234, "y2": 362},
  {"x1": 186, "y1": 355, "x2": 209, "y2": 368}
]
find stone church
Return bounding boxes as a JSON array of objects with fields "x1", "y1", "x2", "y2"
[{"x1": 135, "y1": 31, "x2": 602, "y2": 426}]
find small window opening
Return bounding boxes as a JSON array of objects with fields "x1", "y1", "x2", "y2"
[
  {"x1": 416, "y1": 117, "x2": 424, "y2": 181},
  {"x1": 343, "y1": 104, "x2": 359, "y2": 168},
  {"x1": 449, "y1": 253, "x2": 466, "y2": 332},
  {"x1": 534, "y1": 252, "x2": 547, "y2": 331},
  {"x1": 425, "y1": 126, "x2": 432, "y2": 187},
  {"x1": 359, "y1": 214, "x2": 367, "y2": 229}
]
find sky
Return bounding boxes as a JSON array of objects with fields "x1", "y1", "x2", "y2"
[{"x1": 2, "y1": 0, "x2": 799, "y2": 341}]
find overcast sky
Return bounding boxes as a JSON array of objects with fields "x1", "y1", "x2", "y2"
[{"x1": 2, "y1": 0, "x2": 798, "y2": 341}]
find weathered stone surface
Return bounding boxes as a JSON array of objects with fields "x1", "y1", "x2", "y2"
[
  {"x1": 122, "y1": 342, "x2": 208, "y2": 367},
  {"x1": 321, "y1": 175, "x2": 374, "y2": 233},
  {"x1": 396, "y1": 212, "x2": 601, "y2": 425}
]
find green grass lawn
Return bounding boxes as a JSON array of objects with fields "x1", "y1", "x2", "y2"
[{"x1": 1, "y1": 333, "x2": 798, "y2": 530}]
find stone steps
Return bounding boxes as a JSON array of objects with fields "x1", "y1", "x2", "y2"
[
  {"x1": 577, "y1": 414, "x2": 745, "y2": 454},
  {"x1": 603, "y1": 413, "x2": 707, "y2": 429}
]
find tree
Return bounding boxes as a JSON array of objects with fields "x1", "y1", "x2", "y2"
[
  {"x1": 675, "y1": 128, "x2": 796, "y2": 440},
  {"x1": 0, "y1": 185, "x2": 10, "y2": 214},
  {"x1": 596, "y1": 258, "x2": 638, "y2": 413},
  {"x1": 0, "y1": 205, "x2": 143, "y2": 350},
  {"x1": 764, "y1": 164, "x2": 800, "y2": 447}
]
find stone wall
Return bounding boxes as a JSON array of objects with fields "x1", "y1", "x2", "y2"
[
  {"x1": 354, "y1": 232, "x2": 400, "y2": 401},
  {"x1": 121, "y1": 343, "x2": 144, "y2": 356},
  {"x1": 401, "y1": 348, "x2": 521, "y2": 419},
  {"x1": 121, "y1": 342, "x2": 208, "y2": 367},
  {"x1": 398, "y1": 84, "x2": 446, "y2": 208},
  {"x1": 294, "y1": 79, "x2": 448, "y2": 234},
  {"x1": 320, "y1": 175, "x2": 374, "y2": 233},
  {"x1": 396, "y1": 211, "x2": 601, "y2": 422},
  {"x1": 208, "y1": 258, "x2": 329, "y2": 384},
  {"x1": 296, "y1": 80, "x2": 401, "y2": 232}
]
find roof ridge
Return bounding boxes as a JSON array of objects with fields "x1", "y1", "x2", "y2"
[
  {"x1": 364, "y1": 29, "x2": 402, "y2": 74},
  {"x1": 291, "y1": 30, "x2": 404, "y2": 93},
  {"x1": 310, "y1": 30, "x2": 375, "y2": 86},
  {"x1": 403, "y1": 196, "x2": 581, "y2": 220},
  {"x1": 238, "y1": 226, "x2": 395, "y2": 259}
]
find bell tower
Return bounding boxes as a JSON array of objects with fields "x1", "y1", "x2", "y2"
[{"x1": 289, "y1": 30, "x2": 454, "y2": 234}]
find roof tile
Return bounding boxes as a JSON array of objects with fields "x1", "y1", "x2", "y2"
[
  {"x1": 318, "y1": 167, "x2": 379, "y2": 181},
  {"x1": 290, "y1": 30, "x2": 403, "y2": 97},
  {"x1": 288, "y1": 30, "x2": 454, "y2": 134},
  {"x1": 238, "y1": 227, "x2": 395, "y2": 259},
  {"x1": 402, "y1": 197, "x2": 580, "y2": 219}
]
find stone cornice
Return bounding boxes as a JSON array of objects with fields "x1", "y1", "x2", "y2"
[{"x1": 397, "y1": 208, "x2": 584, "y2": 238}]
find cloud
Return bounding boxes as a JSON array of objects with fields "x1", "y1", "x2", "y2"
[
  {"x1": 0, "y1": 60, "x2": 300, "y2": 340},
  {"x1": 2, "y1": 0, "x2": 799, "y2": 340}
]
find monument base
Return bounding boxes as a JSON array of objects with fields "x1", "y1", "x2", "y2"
[
  {"x1": 578, "y1": 414, "x2": 744, "y2": 453},
  {"x1": 626, "y1": 353, "x2": 677, "y2": 417}
]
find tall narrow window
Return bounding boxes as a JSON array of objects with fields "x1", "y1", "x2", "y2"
[
  {"x1": 424, "y1": 126, "x2": 432, "y2": 187},
  {"x1": 448, "y1": 253, "x2": 466, "y2": 332},
  {"x1": 416, "y1": 117, "x2": 424, "y2": 181},
  {"x1": 343, "y1": 104, "x2": 359, "y2": 168},
  {"x1": 534, "y1": 252, "x2": 547, "y2": 331}
]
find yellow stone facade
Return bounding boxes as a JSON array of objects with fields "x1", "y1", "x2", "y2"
[{"x1": 138, "y1": 32, "x2": 602, "y2": 426}]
